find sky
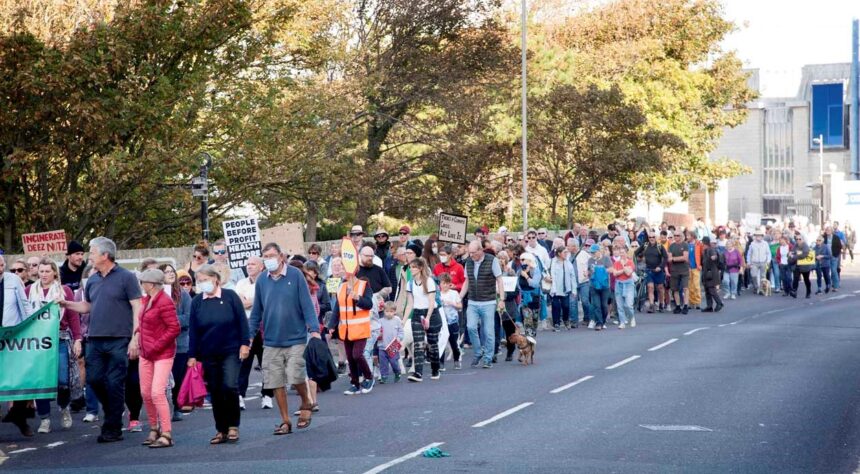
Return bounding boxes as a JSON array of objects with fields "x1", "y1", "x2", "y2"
[{"x1": 721, "y1": 0, "x2": 860, "y2": 98}]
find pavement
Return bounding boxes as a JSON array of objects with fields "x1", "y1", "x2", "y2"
[{"x1": 3, "y1": 264, "x2": 860, "y2": 473}]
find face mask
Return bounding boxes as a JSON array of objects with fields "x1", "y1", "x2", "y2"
[
  {"x1": 432, "y1": 244, "x2": 438, "y2": 253},
  {"x1": 264, "y1": 258, "x2": 280, "y2": 272},
  {"x1": 440, "y1": 256, "x2": 449, "y2": 264},
  {"x1": 197, "y1": 281, "x2": 215, "y2": 295}
]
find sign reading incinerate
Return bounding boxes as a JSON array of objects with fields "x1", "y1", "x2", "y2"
[
  {"x1": 22, "y1": 230, "x2": 67, "y2": 255},
  {"x1": 222, "y1": 218, "x2": 262, "y2": 270},
  {"x1": 438, "y1": 212, "x2": 468, "y2": 244}
]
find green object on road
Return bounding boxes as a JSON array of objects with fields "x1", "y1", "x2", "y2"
[
  {"x1": 422, "y1": 447, "x2": 451, "y2": 458},
  {"x1": 0, "y1": 303, "x2": 60, "y2": 402}
]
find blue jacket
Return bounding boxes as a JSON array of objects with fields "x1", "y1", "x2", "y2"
[
  {"x1": 813, "y1": 242, "x2": 832, "y2": 267},
  {"x1": 248, "y1": 265, "x2": 319, "y2": 348},
  {"x1": 2, "y1": 273, "x2": 28, "y2": 327},
  {"x1": 176, "y1": 290, "x2": 192, "y2": 353}
]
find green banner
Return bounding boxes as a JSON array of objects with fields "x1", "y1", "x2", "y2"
[{"x1": 0, "y1": 302, "x2": 60, "y2": 402}]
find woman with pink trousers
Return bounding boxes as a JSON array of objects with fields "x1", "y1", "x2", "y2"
[{"x1": 136, "y1": 269, "x2": 180, "y2": 448}]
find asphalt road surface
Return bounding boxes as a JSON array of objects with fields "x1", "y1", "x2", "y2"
[{"x1": 3, "y1": 266, "x2": 860, "y2": 473}]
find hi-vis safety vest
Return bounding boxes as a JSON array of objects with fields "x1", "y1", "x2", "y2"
[{"x1": 337, "y1": 279, "x2": 371, "y2": 341}]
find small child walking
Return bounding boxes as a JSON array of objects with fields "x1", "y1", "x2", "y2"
[
  {"x1": 438, "y1": 273, "x2": 462, "y2": 370},
  {"x1": 378, "y1": 301, "x2": 404, "y2": 383}
]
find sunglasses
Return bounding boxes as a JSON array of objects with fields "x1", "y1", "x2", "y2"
[
  {"x1": 29, "y1": 263, "x2": 39, "y2": 267},
  {"x1": 349, "y1": 232, "x2": 364, "y2": 237},
  {"x1": 213, "y1": 250, "x2": 226, "y2": 255},
  {"x1": 194, "y1": 255, "x2": 205, "y2": 260},
  {"x1": 11, "y1": 268, "x2": 26, "y2": 273},
  {"x1": 179, "y1": 281, "x2": 193, "y2": 286},
  {"x1": 309, "y1": 251, "x2": 320, "y2": 255},
  {"x1": 399, "y1": 231, "x2": 408, "y2": 235}
]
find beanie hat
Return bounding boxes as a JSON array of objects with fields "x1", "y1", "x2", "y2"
[
  {"x1": 406, "y1": 242, "x2": 423, "y2": 258},
  {"x1": 67, "y1": 240, "x2": 85, "y2": 255}
]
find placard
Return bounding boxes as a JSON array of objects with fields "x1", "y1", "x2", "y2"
[
  {"x1": 438, "y1": 212, "x2": 468, "y2": 244},
  {"x1": 341, "y1": 237, "x2": 358, "y2": 276},
  {"x1": 502, "y1": 276, "x2": 518, "y2": 292},
  {"x1": 222, "y1": 218, "x2": 261, "y2": 269},
  {"x1": 260, "y1": 222, "x2": 305, "y2": 256},
  {"x1": 22, "y1": 230, "x2": 67, "y2": 255},
  {"x1": 325, "y1": 277, "x2": 342, "y2": 294}
]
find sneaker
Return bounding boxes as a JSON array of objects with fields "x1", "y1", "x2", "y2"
[
  {"x1": 815, "y1": 290, "x2": 822, "y2": 295},
  {"x1": 239, "y1": 396, "x2": 246, "y2": 411},
  {"x1": 552, "y1": 325, "x2": 560, "y2": 332},
  {"x1": 618, "y1": 323, "x2": 626, "y2": 329},
  {"x1": 587, "y1": 321, "x2": 596, "y2": 329},
  {"x1": 83, "y1": 413, "x2": 99, "y2": 423},
  {"x1": 673, "y1": 306, "x2": 682, "y2": 314},
  {"x1": 261, "y1": 395, "x2": 273, "y2": 409},
  {"x1": 377, "y1": 377, "x2": 387, "y2": 384},
  {"x1": 61, "y1": 407, "x2": 72, "y2": 429},
  {"x1": 470, "y1": 356, "x2": 481, "y2": 367},
  {"x1": 337, "y1": 362, "x2": 347, "y2": 375},
  {"x1": 408, "y1": 373, "x2": 423, "y2": 383},
  {"x1": 360, "y1": 379, "x2": 375, "y2": 394},
  {"x1": 563, "y1": 321, "x2": 571, "y2": 330},
  {"x1": 482, "y1": 361, "x2": 492, "y2": 369},
  {"x1": 504, "y1": 354, "x2": 513, "y2": 362},
  {"x1": 453, "y1": 361, "x2": 462, "y2": 370},
  {"x1": 714, "y1": 303, "x2": 723, "y2": 312},
  {"x1": 127, "y1": 420, "x2": 142, "y2": 432},
  {"x1": 430, "y1": 371, "x2": 440, "y2": 380},
  {"x1": 601, "y1": 324, "x2": 607, "y2": 330},
  {"x1": 439, "y1": 366, "x2": 446, "y2": 372},
  {"x1": 681, "y1": 306, "x2": 689, "y2": 315},
  {"x1": 394, "y1": 374, "x2": 401, "y2": 383},
  {"x1": 630, "y1": 317, "x2": 636, "y2": 328},
  {"x1": 38, "y1": 418, "x2": 51, "y2": 434},
  {"x1": 730, "y1": 294, "x2": 737, "y2": 300},
  {"x1": 344, "y1": 385, "x2": 361, "y2": 395}
]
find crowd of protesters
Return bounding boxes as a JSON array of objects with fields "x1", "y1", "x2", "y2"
[{"x1": 0, "y1": 217, "x2": 855, "y2": 445}]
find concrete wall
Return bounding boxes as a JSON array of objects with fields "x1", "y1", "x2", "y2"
[{"x1": 712, "y1": 108, "x2": 764, "y2": 219}]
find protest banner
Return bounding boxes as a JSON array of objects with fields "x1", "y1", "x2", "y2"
[
  {"x1": 661, "y1": 212, "x2": 695, "y2": 231},
  {"x1": 438, "y1": 212, "x2": 468, "y2": 244},
  {"x1": 341, "y1": 237, "x2": 358, "y2": 276},
  {"x1": 0, "y1": 303, "x2": 60, "y2": 402},
  {"x1": 222, "y1": 218, "x2": 261, "y2": 269},
  {"x1": 260, "y1": 222, "x2": 305, "y2": 256},
  {"x1": 22, "y1": 230, "x2": 67, "y2": 255},
  {"x1": 325, "y1": 277, "x2": 343, "y2": 294}
]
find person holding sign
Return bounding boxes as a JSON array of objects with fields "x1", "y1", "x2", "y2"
[
  {"x1": 25, "y1": 258, "x2": 82, "y2": 434},
  {"x1": 334, "y1": 270, "x2": 375, "y2": 395}
]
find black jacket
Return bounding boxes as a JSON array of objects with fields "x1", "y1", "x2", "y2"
[
  {"x1": 701, "y1": 247, "x2": 722, "y2": 288},
  {"x1": 303, "y1": 337, "x2": 338, "y2": 392},
  {"x1": 635, "y1": 243, "x2": 667, "y2": 270}
]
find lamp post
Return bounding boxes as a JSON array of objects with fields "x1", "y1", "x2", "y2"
[
  {"x1": 192, "y1": 152, "x2": 213, "y2": 243},
  {"x1": 521, "y1": 0, "x2": 528, "y2": 232},
  {"x1": 812, "y1": 134, "x2": 823, "y2": 184}
]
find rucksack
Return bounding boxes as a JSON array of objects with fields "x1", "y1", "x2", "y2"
[{"x1": 591, "y1": 264, "x2": 609, "y2": 290}]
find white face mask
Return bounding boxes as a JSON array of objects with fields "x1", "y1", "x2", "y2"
[
  {"x1": 440, "y1": 255, "x2": 449, "y2": 264},
  {"x1": 197, "y1": 280, "x2": 215, "y2": 295},
  {"x1": 264, "y1": 258, "x2": 280, "y2": 272}
]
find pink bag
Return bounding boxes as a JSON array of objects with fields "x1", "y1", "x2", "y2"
[{"x1": 177, "y1": 362, "x2": 206, "y2": 411}]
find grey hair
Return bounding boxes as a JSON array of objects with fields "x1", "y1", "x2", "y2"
[
  {"x1": 89, "y1": 237, "x2": 117, "y2": 262},
  {"x1": 566, "y1": 238, "x2": 579, "y2": 248},
  {"x1": 195, "y1": 264, "x2": 222, "y2": 283}
]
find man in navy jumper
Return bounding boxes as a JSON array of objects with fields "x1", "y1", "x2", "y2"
[{"x1": 249, "y1": 242, "x2": 320, "y2": 434}]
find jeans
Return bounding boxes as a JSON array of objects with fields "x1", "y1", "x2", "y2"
[
  {"x1": 201, "y1": 353, "x2": 241, "y2": 433},
  {"x1": 467, "y1": 302, "x2": 496, "y2": 364},
  {"x1": 37, "y1": 339, "x2": 70, "y2": 418},
  {"x1": 770, "y1": 263, "x2": 780, "y2": 290},
  {"x1": 577, "y1": 283, "x2": 592, "y2": 323},
  {"x1": 539, "y1": 294, "x2": 548, "y2": 322},
  {"x1": 85, "y1": 337, "x2": 130, "y2": 436},
  {"x1": 444, "y1": 322, "x2": 461, "y2": 364},
  {"x1": 830, "y1": 258, "x2": 840, "y2": 289},
  {"x1": 815, "y1": 263, "x2": 832, "y2": 291},
  {"x1": 614, "y1": 281, "x2": 635, "y2": 325},
  {"x1": 364, "y1": 325, "x2": 381, "y2": 376},
  {"x1": 139, "y1": 357, "x2": 173, "y2": 433},
  {"x1": 551, "y1": 294, "x2": 570, "y2": 326},
  {"x1": 85, "y1": 382, "x2": 100, "y2": 416},
  {"x1": 722, "y1": 272, "x2": 739, "y2": 296},
  {"x1": 589, "y1": 287, "x2": 610, "y2": 326},
  {"x1": 568, "y1": 291, "x2": 579, "y2": 326},
  {"x1": 779, "y1": 264, "x2": 793, "y2": 294},
  {"x1": 378, "y1": 348, "x2": 400, "y2": 378}
]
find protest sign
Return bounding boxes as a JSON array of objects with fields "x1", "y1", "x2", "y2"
[
  {"x1": 22, "y1": 230, "x2": 67, "y2": 255},
  {"x1": 438, "y1": 212, "x2": 468, "y2": 244},
  {"x1": 661, "y1": 212, "x2": 694, "y2": 231},
  {"x1": 341, "y1": 237, "x2": 358, "y2": 276},
  {"x1": 0, "y1": 303, "x2": 60, "y2": 402},
  {"x1": 222, "y1": 218, "x2": 261, "y2": 269},
  {"x1": 260, "y1": 222, "x2": 305, "y2": 256},
  {"x1": 325, "y1": 277, "x2": 342, "y2": 294}
]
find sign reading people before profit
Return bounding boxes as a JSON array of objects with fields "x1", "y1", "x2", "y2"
[
  {"x1": 22, "y1": 230, "x2": 67, "y2": 255},
  {"x1": 438, "y1": 212, "x2": 468, "y2": 244},
  {"x1": 221, "y1": 218, "x2": 262, "y2": 270}
]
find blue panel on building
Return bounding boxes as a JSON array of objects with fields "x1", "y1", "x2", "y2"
[{"x1": 811, "y1": 83, "x2": 844, "y2": 147}]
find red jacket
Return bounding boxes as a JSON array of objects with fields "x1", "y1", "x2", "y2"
[
  {"x1": 138, "y1": 291, "x2": 180, "y2": 361},
  {"x1": 433, "y1": 260, "x2": 466, "y2": 291}
]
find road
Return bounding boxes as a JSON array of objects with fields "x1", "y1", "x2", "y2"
[{"x1": 3, "y1": 267, "x2": 860, "y2": 473}]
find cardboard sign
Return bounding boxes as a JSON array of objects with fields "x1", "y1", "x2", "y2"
[
  {"x1": 22, "y1": 230, "x2": 67, "y2": 255},
  {"x1": 260, "y1": 222, "x2": 305, "y2": 256},
  {"x1": 341, "y1": 237, "x2": 358, "y2": 276},
  {"x1": 661, "y1": 212, "x2": 694, "y2": 232},
  {"x1": 438, "y1": 212, "x2": 468, "y2": 244},
  {"x1": 325, "y1": 277, "x2": 342, "y2": 294},
  {"x1": 222, "y1": 218, "x2": 261, "y2": 270}
]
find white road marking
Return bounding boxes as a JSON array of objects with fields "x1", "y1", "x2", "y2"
[
  {"x1": 825, "y1": 294, "x2": 851, "y2": 301},
  {"x1": 45, "y1": 442, "x2": 65, "y2": 448},
  {"x1": 8, "y1": 448, "x2": 38, "y2": 454},
  {"x1": 683, "y1": 327, "x2": 710, "y2": 336},
  {"x1": 362, "y1": 442, "x2": 445, "y2": 474},
  {"x1": 472, "y1": 402, "x2": 534, "y2": 428},
  {"x1": 853, "y1": 290, "x2": 860, "y2": 294},
  {"x1": 648, "y1": 338, "x2": 679, "y2": 352},
  {"x1": 606, "y1": 355, "x2": 641, "y2": 370},
  {"x1": 729, "y1": 321, "x2": 740, "y2": 325},
  {"x1": 640, "y1": 424, "x2": 712, "y2": 432},
  {"x1": 718, "y1": 323, "x2": 729, "y2": 327},
  {"x1": 550, "y1": 375, "x2": 594, "y2": 394}
]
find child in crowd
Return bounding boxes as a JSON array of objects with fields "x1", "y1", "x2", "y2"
[
  {"x1": 438, "y1": 273, "x2": 462, "y2": 370},
  {"x1": 378, "y1": 301, "x2": 404, "y2": 383}
]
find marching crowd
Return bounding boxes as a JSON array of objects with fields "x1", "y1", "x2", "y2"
[{"x1": 0, "y1": 218, "x2": 855, "y2": 447}]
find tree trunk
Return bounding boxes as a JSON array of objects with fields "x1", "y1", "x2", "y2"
[
  {"x1": 305, "y1": 200, "x2": 318, "y2": 242},
  {"x1": 506, "y1": 169, "x2": 514, "y2": 227},
  {"x1": 566, "y1": 195, "x2": 574, "y2": 230}
]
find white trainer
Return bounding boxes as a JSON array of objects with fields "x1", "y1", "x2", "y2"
[
  {"x1": 82, "y1": 413, "x2": 98, "y2": 423},
  {"x1": 239, "y1": 396, "x2": 246, "y2": 411},
  {"x1": 261, "y1": 395, "x2": 273, "y2": 409},
  {"x1": 630, "y1": 317, "x2": 636, "y2": 328},
  {"x1": 587, "y1": 321, "x2": 596, "y2": 329},
  {"x1": 618, "y1": 323, "x2": 626, "y2": 329},
  {"x1": 61, "y1": 407, "x2": 73, "y2": 429},
  {"x1": 38, "y1": 418, "x2": 51, "y2": 434}
]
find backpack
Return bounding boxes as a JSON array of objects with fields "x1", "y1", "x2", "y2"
[{"x1": 591, "y1": 263, "x2": 609, "y2": 290}]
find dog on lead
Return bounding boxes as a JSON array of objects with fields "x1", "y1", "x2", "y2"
[
  {"x1": 760, "y1": 278, "x2": 773, "y2": 297},
  {"x1": 508, "y1": 330, "x2": 536, "y2": 366}
]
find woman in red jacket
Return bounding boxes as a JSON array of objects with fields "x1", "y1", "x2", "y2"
[{"x1": 137, "y1": 269, "x2": 180, "y2": 448}]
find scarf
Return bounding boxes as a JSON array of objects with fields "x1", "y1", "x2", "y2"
[{"x1": 27, "y1": 280, "x2": 64, "y2": 314}]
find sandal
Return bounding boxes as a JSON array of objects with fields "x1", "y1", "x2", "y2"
[
  {"x1": 293, "y1": 403, "x2": 319, "y2": 416},
  {"x1": 227, "y1": 427, "x2": 239, "y2": 443},
  {"x1": 142, "y1": 429, "x2": 160, "y2": 446},
  {"x1": 296, "y1": 404, "x2": 312, "y2": 430},
  {"x1": 273, "y1": 421, "x2": 292, "y2": 435},
  {"x1": 149, "y1": 432, "x2": 173, "y2": 449},
  {"x1": 210, "y1": 432, "x2": 227, "y2": 445}
]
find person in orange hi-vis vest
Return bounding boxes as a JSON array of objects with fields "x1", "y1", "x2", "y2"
[{"x1": 334, "y1": 274, "x2": 375, "y2": 395}]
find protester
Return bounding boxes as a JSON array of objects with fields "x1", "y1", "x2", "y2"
[
  {"x1": 159, "y1": 263, "x2": 192, "y2": 422},
  {"x1": 722, "y1": 239, "x2": 745, "y2": 299},
  {"x1": 185, "y1": 244, "x2": 210, "y2": 284},
  {"x1": 776, "y1": 235, "x2": 794, "y2": 296},
  {"x1": 60, "y1": 240, "x2": 87, "y2": 292},
  {"x1": 588, "y1": 243, "x2": 611, "y2": 330},
  {"x1": 402, "y1": 257, "x2": 443, "y2": 381},
  {"x1": 460, "y1": 240, "x2": 505, "y2": 368},
  {"x1": 635, "y1": 233, "x2": 668, "y2": 313},
  {"x1": 177, "y1": 270, "x2": 195, "y2": 298},
  {"x1": 668, "y1": 232, "x2": 690, "y2": 314},
  {"x1": 1, "y1": 255, "x2": 37, "y2": 437},
  {"x1": 25, "y1": 255, "x2": 41, "y2": 286},
  {"x1": 548, "y1": 244, "x2": 574, "y2": 331},
  {"x1": 137, "y1": 269, "x2": 180, "y2": 448},
  {"x1": 377, "y1": 301, "x2": 404, "y2": 383},
  {"x1": 747, "y1": 229, "x2": 772, "y2": 295},
  {"x1": 824, "y1": 226, "x2": 842, "y2": 291},
  {"x1": 334, "y1": 270, "x2": 375, "y2": 394},
  {"x1": 236, "y1": 256, "x2": 270, "y2": 410},
  {"x1": 188, "y1": 265, "x2": 250, "y2": 444},
  {"x1": 700, "y1": 237, "x2": 724, "y2": 312},
  {"x1": 77, "y1": 265, "x2": 101, "y2": 423},
  {"x1": 356, "y1": 244, "x2": 391, "y2": 382},
  {"x1": 789, "y1": 234, "x2": 814, "y2": 299},
  {"x1": 610, "y1": 246, "x2": 636, "y2": 329},
  {"x1": 433, "y1": 245, "x2": 465, "y2": 291},
  {"x1": 813, "y1": 236, "x2": 832, "y2": 294},
  {"x1": 438, "y1": 272, "x2": 463, "y2": 369},
  {"x1": 686, "y1": 231, "x2": 703, "y2": 309}
]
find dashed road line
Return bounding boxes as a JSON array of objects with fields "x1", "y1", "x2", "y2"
[
  {"x1": 648, "y1": 338, "x2": 679, "y2": 351},
  {"x1": 550, "y1": 376, "x2": 594, "y2": 394},
  {"x1": 718, "y1": 323, "x2": 729, "y2": 327},
  {"x1": 472, "y1": 402, "x2": 534, "y2": 428},
  {"x1": 683, "y1": 327, "x2": 710, "y2": 336},
  {"x1": 606, "y1": 355, "x2": 641, "y2": 370},
  {"x1": 7, "y1": 448, "x2": 37, "y2": 454},
  {"x1": 363, "y1": 442, "x2": 445, "y2": 474},
  {"x1": 45, "y1": 442, "x2": 65, "y2": 448}
]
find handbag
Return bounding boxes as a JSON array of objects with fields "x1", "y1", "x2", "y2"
[{"x1": 177, "y1": 362, "x2": 207, "y2": 411}]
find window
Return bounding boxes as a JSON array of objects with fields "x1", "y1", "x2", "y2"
[
  {"x1": 811, "y1": 83, "x2": 844, "y2": 148},
  {"x1": 763, "y1": 107, "x2": 793, "y2": 199}
]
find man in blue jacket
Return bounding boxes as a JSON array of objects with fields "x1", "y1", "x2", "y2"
[{"x1": 249, "y1": 242, "x2": 320, "y2": 435}]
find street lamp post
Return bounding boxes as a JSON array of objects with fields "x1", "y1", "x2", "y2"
[
  {"x1": 811, "y1": 136, "x2": 824, "y2": 225},
  {"x1": 521, "y1": 0, "x2": 528, "y2": 232},
  {"x1": 192, "y1": 152, "x2": 213, "y2": 243}
]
